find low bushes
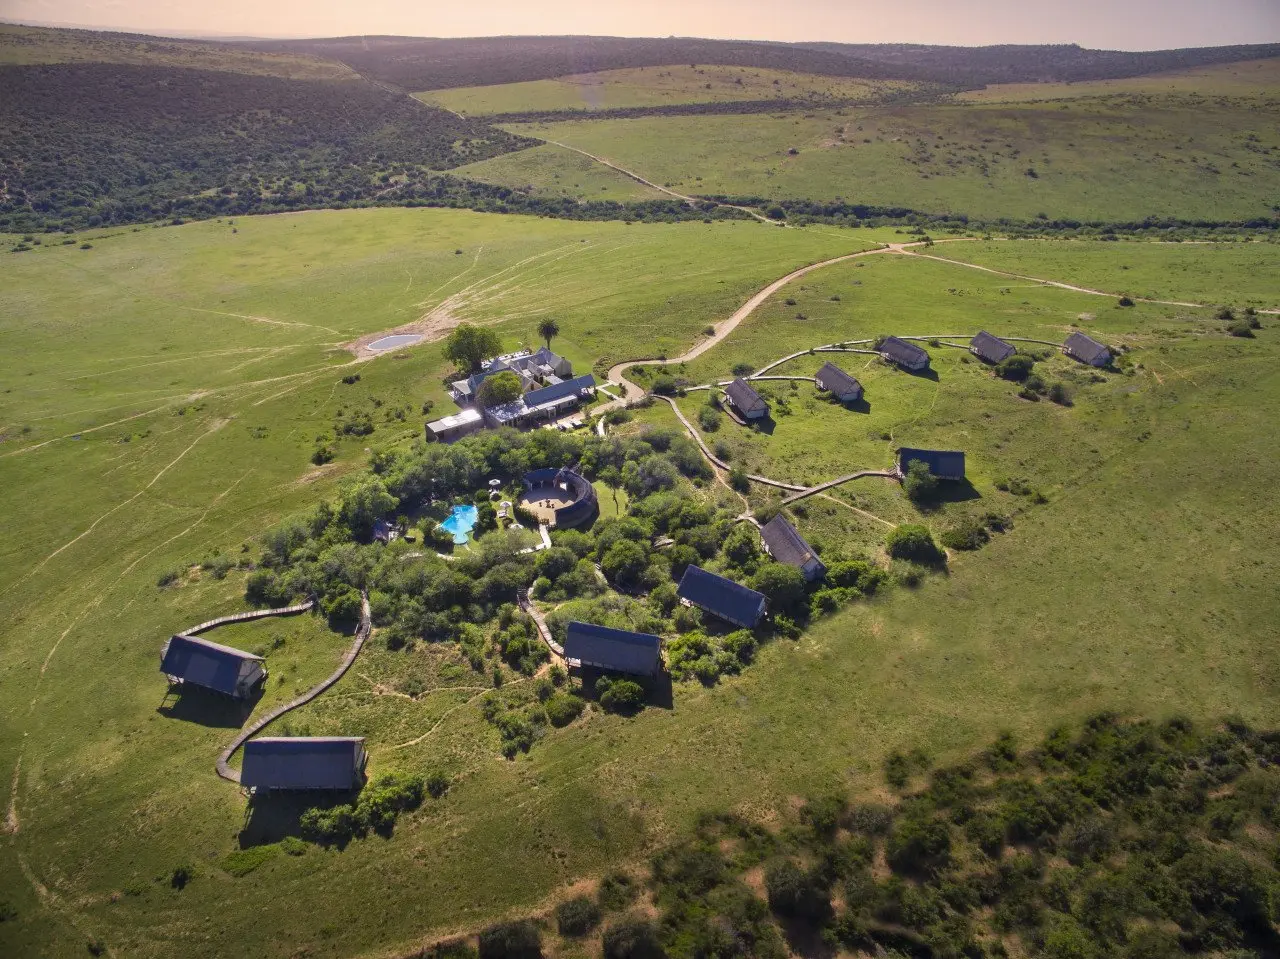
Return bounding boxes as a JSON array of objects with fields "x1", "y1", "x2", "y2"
[
  {"x1": 478, "y1": 920, "x2": 542, "y2": 959},
  {"x1": 555, "y1": 895, "x2": 601, "y2": 936},
  {"x1": 299, "y1": 772, "x2": 426, "y2": 844},
  {"x1": 544, "y1": 691, "x2": 586, "y2": 727},
  {"x1": 597, "y1": 677, "x2": 645, "y2": 714}
]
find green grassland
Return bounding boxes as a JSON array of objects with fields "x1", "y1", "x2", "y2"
[
  {"x1": 4, "y1": 209, "x2": 1280, "y2": 959},
  {"x1": 417, "y1": 65, "x2": 909, "y2": 115},
  {"x1": 451, "y1": 142, "x2": 669, "y2": 201},
  {"x1": 959, "y1": 56, "x2": 1280, "y2": 102},
  {"x1": 924, "y1": 237, "x2": 1280, "y2": 307},
  {"x1": 0, "y1": 23, "x2": 355, "y2": 79},
  {"x1": 504, "y1": 94, "x2": 1280, "y2": 220}
]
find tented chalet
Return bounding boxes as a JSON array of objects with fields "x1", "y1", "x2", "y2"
[
  {"x1": 814, "y1": 361, "x2": 863, "y2": 402},
  {"x1": 564, "y1": 621, "x2": 662, "y2": 677},
  {"x1": 759, "y1": 515, "x2": 827, "y2": 582},
  {"x1": 970, "y1": 331, "x2": 1016, "y2": 364},
  {"x1": 677, "y1": 565, "x2": 767, "y2": 629},
  {"x1": 724, "y1": 378, "x2": 769, "y2": 420},
  {"x1": 879, "y1": 336, "x2": 930, "y2": 371},
  {"x1": 240, "y1": 737, "x2": 367, "y2": 792},
  {"x1": 1063, "y1": 332, "x2": 1111, "y2": 367},
  {"x1": 160, "y1": 634, "x2": 265, "y2": 699}
]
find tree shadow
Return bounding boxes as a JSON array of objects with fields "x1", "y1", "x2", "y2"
[
  {"x1": 238, "y1": 790, "x2": 361, "y2": 849},
  {"x1": 904, "y1": 366, "x2": 940, "y2": 382},
  {"x1": 157, "y1": 684, "x2": 263, "y2": 729},
  {"x1": 774, "y1": 914, "x2": 838, "y2": 959},
  {"x1": 575, "y1": 666, "x2": 673, "y2": 711}
]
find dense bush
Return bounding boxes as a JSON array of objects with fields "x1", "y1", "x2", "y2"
[
  {"x1": 995, "y1": 353, "x2": 1036, "y2": 381},
  {"x1": 764, "y1": 859, "x2": 832, "y2": 921},
  {"x1": 555, "y1": 895, "x2": 601, "y2": 936},
  {"x1": 299, "y1": 773, "x2": 425, "y2": 844},
  {"x1": 478, "y1": 920, "x2": 542, "y2": 959},
  {"x1": 885, "y1": 524, "x2": 943, "y2": 563},
  {"x1": 544, "y1": 692, "x2": 586, "y2": 727},
  {"x1": 901, "y1": 460, "x2": 938, "y2": 503},
  {"x1": 597, "y1": 677, "x2": 646, "y2": 714},
  {"x1": 602, "y1": 919, "x2": 665, "y2": 959}
]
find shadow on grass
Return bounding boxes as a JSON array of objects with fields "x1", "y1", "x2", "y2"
[
  {"x1": 917, "y1": 478, "x2": 983, "y2": 510},
  {"x1": 748, "y1": 415, "x2": 776, "y2": 436},
  {"x1": 575, "y1": 666, "x2": 674, "y2": 712},
  {"x1": 842, "y1": 397, "x2": 872, "y2": 415},
  {"x1": 238, "y1": 790, "x2": 361, "y2": 849},
  {"x1": 903, "y1": 366, "x2": 940, "y2": 382},
  {"x1": 157, "y1": 684, "x2": 263, "y2": 728}
]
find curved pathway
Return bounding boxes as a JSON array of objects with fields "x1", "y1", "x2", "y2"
[
  {"x1": 599, "y1": 244, "x2": 896, "y2": 409},
  {"x1": 181, "y1": 600, "x2": 313, "y2": 636},
  {"x1": 215, "y1": 593, "x2": 371, "y2": 784},
  {"x1": 520, "y1": 587, "x2": 565, "y2": 659}
]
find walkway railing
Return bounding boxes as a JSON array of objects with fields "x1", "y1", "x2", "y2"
[{"x1": 215, "y1": 594, "x2": 371, "y2": 785}]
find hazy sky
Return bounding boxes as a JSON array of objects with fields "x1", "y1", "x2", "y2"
[{"x1": 2, "y1": 0, "x2": 1278, "y2": 48}]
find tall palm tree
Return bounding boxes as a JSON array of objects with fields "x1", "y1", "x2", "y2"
[{"x1": 538, "y1": 319, "x2": 560, "y2": 350}]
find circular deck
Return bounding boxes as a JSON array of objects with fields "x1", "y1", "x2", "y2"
[{"x1": 518, "y1": 488, "x2": 577, "y2": 526}]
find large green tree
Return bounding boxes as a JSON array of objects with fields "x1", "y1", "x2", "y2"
[
  {"x1": 475, "y1": 370, "x2": 524, "y2": 409},
  {"x1": 445, "y1": 323, "x2": 502, "y2": 372}
]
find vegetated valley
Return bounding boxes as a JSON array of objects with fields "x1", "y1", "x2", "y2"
[{"x1": 1, "y1": 21, "x2": 1280, "y2": 959}]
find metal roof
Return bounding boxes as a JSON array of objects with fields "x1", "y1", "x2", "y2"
[
  {"x1": 724, "y1": 377, "x2": 767, "y2": 414},
  {"x1": 1064, "y1": 331, "x2": 1110, "y2": 365},
  {"x1": 897, "y1": 447, "x2": 966, "y2": 480},
  {"x1": 565, "y1": 621, "x2": 661, "y2": 676},
  {"x1": 524, "y1": 373, "x2": 596, "y2": 408},
  {"x1": 970, "y1": 331, "x2": 1016, "y2": 364},
  {"x1": 161, "y1": 634, "x2": 262, "y2": 696},
  {"x1": 427, "y1": 408, "x2": 483, "y2": 434},
  {"x1": 759, "y1": 515, "x2": 824, "y2": 573},
  {"x1": 677, "y1": 565, "x2": 767, "y2": 628},
  {"x1": 240, "y1": 737, "x2": 366, "y2": 791},
  {"x1": 880, "y1": 336, "x2": 930, "y2": 365},
  {"x1": 815, "y1": 361, "x2": 863, "y2": 397}
]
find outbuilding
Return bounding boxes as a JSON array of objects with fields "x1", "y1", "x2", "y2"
[
  {"x1": 970, "y1": 331, "x2": 1016, "y2": 364},
  {"x1": 879, "y1": 336, "x2": 931, "y2": 372},
  {"x1": 897, "y1": 447, "x2": 966, "y2": 481},
  {"x1": 814, "y1": 361, "x2": 863, "y2": 402},
  {"x1": 160, "y1": 634, "x2": 265, "y2": 699},
  {"x1": 564, "y1": 621, "x2": 662, "y2": 677},
  {"x1": 426, "y1": 407, "x2": 484, "y2": 443},
  {"x1": 240, "y1": 737, "x2": 367, "y2": 792},
  {"x1": 724, "y1": 378, "x2": 769, "y2": 420},
  {"x1": 1064, "y1": 332, "x2": 1111, "y2": 367},
  {"x1": 759, "y1": 515, "x2": 827, "y2": 582},
  {"x1": 677, "y1": 565, "x2": 767, "y2": 629}
]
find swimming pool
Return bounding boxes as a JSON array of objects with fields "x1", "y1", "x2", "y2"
[
  {"x1": 438, "y1": 504, "x2": 478, "y2": 545},
  {"x1": 368, "y1": 333, "x2": 424, "y2": 352}
]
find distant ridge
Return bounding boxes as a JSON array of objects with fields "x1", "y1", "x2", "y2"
[{"x1": 245, "y1": 33, "x2": 1280, "y2": 90}]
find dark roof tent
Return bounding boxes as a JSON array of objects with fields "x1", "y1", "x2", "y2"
[
  {"x1": 160, "y1": 634, "x2": 263, "y2": 697},
  {"x1": 564, "y1": 621, "x2": 662, "y2": 676},
  {"x1": 724, "y1": 377, "x2": 768, "y2": 415},
  {"x1": 815, "y1": 361, "x2": 863, "y2": 398},
  {"x1": 523, "y1": 373, "x2": 596, "y2": 408},
  {"x1": 897, "y1": 447, "x2": 966, "y2": 481},
  {"x1": 880, "y1": 336, "x2": 930, "y2": 368},
  {"x1": 240, "y1": 737, "x2": 367, "y2": 791},
  {"x1": 759, "y1": 515, "x2": 825, "y2": 574},
  {"x1": 970, "y1": 331, "x2": 1017, "y2": 364},
  {"x1": 1064, "y1": 331, "x2": 1111, "y2": 366},
  {"x1": 677, "y1": 565, "x2": 767, "y2": 628}
]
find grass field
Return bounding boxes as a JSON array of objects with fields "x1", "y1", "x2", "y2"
[
  {"x1": 3, "y1": 208, "x2": 1280, "y2": 959},
  {"x1": 0, "y1": 23, "x2": 355, "y2": 79},
  {"x1": 416, "y1": 65, "x2": 911, "y2": 115},
  {"x1": 958, "y1": 56, "x2": 1280, "y2": 102},
  {"x1": 450, "y1": 142, "x2": 669, "y2": 201},
  {"x1": 503, "y1": 94, "x2": 1280, "y2": 220}
]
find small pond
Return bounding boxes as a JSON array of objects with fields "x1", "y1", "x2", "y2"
[
  {"x1": 368, "y1": 333, "x2": 424, "y2": 352},
  {"x1": 438, "y1": 504, "x2": 479, "y2": 545}
]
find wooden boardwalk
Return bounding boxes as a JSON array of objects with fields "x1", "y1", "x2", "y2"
[
  {"x1": 181, "y1": 600, "x2": 314, "y2": 636},
  {"x1": 519, "y1": 588, "x2": 564, "y2": 658},
  {"x1": 215, "y1": 594, "x2": 371, "y2": 785}
]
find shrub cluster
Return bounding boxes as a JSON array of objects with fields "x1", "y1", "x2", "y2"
[{"x1": 299, "y1": 772, "x2": 425, "y2": 844}]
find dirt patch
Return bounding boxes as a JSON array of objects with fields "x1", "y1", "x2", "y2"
[{"x1": 345, "y1": 294, "x2": 493, "y2": 358}]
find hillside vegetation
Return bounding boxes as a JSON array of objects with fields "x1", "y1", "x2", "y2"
[
  {"x1": 418, "y1": 65, "x2": 915, "y2": 116},
  {"x1": 0, "y1": 63, "x2": 533, "y2": 233},
  {"x1": 0, "y1": 23, "x2": 354, "y2": 79},
  {"x1": 253, "y1": 33, "x2": 1280, "y2": 91},
  {"x1": 507, "y1": 93, "x2": 1280, "y2": 221}
]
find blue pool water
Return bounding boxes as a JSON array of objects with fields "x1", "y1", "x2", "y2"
[
  {"x1": 368, "y1": 333, "x2": 424, "y2": 352},
  {"x1": 438, "y1": 504, "x2": 478, "y2": 544}
]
